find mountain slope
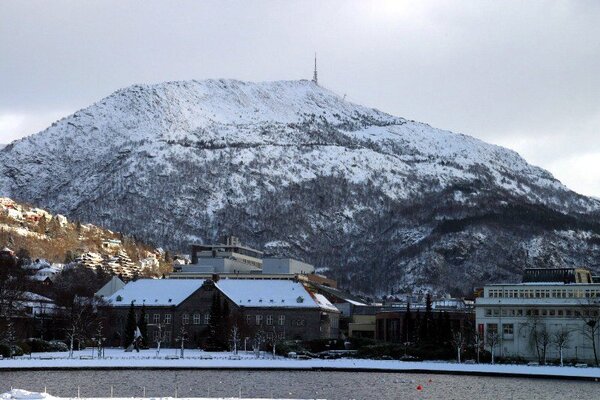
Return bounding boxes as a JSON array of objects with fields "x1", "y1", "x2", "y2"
[
  {"x1": 1, "y1": 79, "x2": 599, "y2": 295},
  {"x1": 0, "y1": 197, "x2": 170, "y2": 278}
]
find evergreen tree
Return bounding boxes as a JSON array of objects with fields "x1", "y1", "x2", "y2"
[
  {"x1": 124, "y1": 302, "x2": 137, "y2": 348},
  {"x1": 402, "y1": 302, "x2": 412, "y2": 343},
  {"x1": 138, "y1": 303, "x2": 148, "y2": 347},
  {"x1": 207, "y1": 292, "x2": 223, "y2": 350},
  {"x1": 414, "y1": 310, "x2": 421, "y2": 343},
  {"x1": 419, "y1": 293, "x2": 433, "y2": 342}
]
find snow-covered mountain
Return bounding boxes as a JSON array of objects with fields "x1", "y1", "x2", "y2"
[{"x1": 1, "y1": 79, "x2": 600, "y2": 295}]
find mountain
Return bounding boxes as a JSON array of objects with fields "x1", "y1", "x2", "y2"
[{"x1": 1, "y1": 79, "x2": 600, "y2": 295}]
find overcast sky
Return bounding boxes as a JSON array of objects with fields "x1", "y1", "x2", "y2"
[{"x1": 1, "y1": 0, "x2": 599, "y2": 197}]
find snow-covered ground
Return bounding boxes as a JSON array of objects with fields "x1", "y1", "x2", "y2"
[
  {"x1": 1, "y1": 348, "x2": 600, "y2": 380},
  {"x1": 0, "y1": 388, "x2": 308, "y2": 400}
]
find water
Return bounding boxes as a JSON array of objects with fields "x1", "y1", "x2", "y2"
[{"x1": 0, "y1": 370, "x2": 598, "y2": 400}]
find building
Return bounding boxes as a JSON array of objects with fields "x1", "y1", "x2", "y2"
[
  {"x1": 262, "y1": 258, "x2": 314, "y2": 275},
  {"x1": 376, "y1": 299, "x2": 474, "y2": 343},
  {"x1": 187, "y1": 235, "x2": 263, "y2": 274},
  {"x1": 170, "y1": 236, "x2": 337, "y2": 287},
  {"x1": 475, "y1": 267, "x2": 600, "y2": 363},
  {"x1": 104, "y1": 277, "x2": 340, "y2": 348},
  {"x1": 95, "y1": 276, "x2": 126, "y2": 298}
]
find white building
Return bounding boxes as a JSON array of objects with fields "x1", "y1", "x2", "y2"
[{"x1": 476, "y1": 268, "x2": 600, "y2": 364}]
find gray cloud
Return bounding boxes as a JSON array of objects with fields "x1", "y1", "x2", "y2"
[{"x1": 1, "y1": 0, "x2": 599, "y2": 195}]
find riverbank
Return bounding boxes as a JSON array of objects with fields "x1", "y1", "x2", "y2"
[{"x1": 1, "y1": 349, "x2": 599, "y2": 381}]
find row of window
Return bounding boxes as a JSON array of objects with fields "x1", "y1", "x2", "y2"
[
  {"x1": 146, "y1": 313, "x2": 292, "y2": 326},
  {"x1": 484, "y1": 308, "x2": 599, "y2": 318},
  {"x1": 486, "y1": 323, "x2": 514, "y2": 335},
  {"x1": 246, "y1": 315, "x2": 288, "y2": 326},
  {"x1": 152, "y1": 329, "x2": 286, "y2": 342},
  {"x1": 487, "y1": 288, "x2": 600, "y2": 299}
]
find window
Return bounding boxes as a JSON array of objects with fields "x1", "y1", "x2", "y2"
[
  {"x1": 193, "y1": 314, "x2": 201, "y2": 325},
  {"x1": 153, "y1": 314, "x2": 160, "y2": 324},
  {"x1": 278, "y1": 315, "x2": 285, "y2": 326},
  {"x1": 516, "y1": 309, "x2": 523, "y2": 317},
  {"x1": 164, "y1": 331, "x2": 171, "y2": 342},
  {"x1": 144, "y1": 314, "x2": 149, "y2": 323},
  {"x1": 267, "y1": 332, "x2": 274, "y2": 340},
  {"x1": 246, "y1": 315, "x2": 253, "y2": 326},
  {"x1": 295, "y1": 319, "x2": 306, "y2": 327},
  {"x1": 256, "y1": 315, "x2": 263, "y2": 325},
  {"x1": 182, "y1": 314, "x2": 189, "y2": 325},
  {"x1": 266, "y1": 315, "x2": 273, "y2": 326},
  {"x1": 487, "y1": 323, "x2": 498, "y2": 334},
  {"x1": 204, "y1": 313, "x2": 210, "y2": 324},
  {"x1": 278, "y1": 331, "x2": 285, "y2": 339},
  {"x1": 503, "y1": 324, "x2": 514, "y2": 336},
  {"x1": 164, "y1": 314, "x2": 172, "y2": 324},
  {"x1": 557, "y1": 310, "x2": 564, "y2": 317},
  {"x1": 153, "y1": 330, "x2": 161, "y2": 341},
  {"x1": 485, "y1": 309, "x2": 492, "y2": 317}
]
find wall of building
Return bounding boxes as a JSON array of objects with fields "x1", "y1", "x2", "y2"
[
  {"x1": 262, "y1": 258, "x2": 315, "y2": 275},
  {"x1": 476, "y1": 283, "x2": 600, "y2": 363}
]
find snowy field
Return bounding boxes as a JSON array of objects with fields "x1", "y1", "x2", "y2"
[
  {"x1": 1, "y1": 348, "x2": 600, "y2": 380},
  {"x1": 0, "y1": 388, "x2": 311, "y2": 400}
]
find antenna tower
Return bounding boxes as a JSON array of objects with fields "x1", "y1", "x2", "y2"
[{"x1": 312, "y1": 53, "x2": 318, "y2": 85}]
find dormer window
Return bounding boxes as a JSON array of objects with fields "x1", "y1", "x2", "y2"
[
  {"x1": 296, "y1": 296, "x2": 304, "y2": 303},
  {"x1": 116, "y1": 295, "x2": 123, "y2": 302}
]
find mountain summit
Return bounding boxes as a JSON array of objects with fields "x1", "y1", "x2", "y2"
[{"x1": 2, "y1": 79, "x2": 600, "y2": 295}]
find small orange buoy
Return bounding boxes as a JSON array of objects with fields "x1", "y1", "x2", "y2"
[{"x1": 416, "y1": 385, "x2": 423, "y2": 391}]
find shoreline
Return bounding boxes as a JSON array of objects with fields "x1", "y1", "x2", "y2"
[{"x1": 2, "y1": 359, "x2": 600, "y2": 381}]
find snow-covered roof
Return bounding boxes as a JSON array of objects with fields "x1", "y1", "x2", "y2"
[
  {"x1": 313, "y1": 293, "x2": 339, "y2": 312},
  {"x1": 95, "y1": 276, "x2": 126, "y2": 298},
  {"x1": 106, "y1": 279, "x2": 205, "y2": 306},
  {"x1": 216, "y1": 279, "x2": 338, "y2": 312}
]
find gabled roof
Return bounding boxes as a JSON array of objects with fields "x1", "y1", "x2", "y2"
[
  {"x1": 106, "y1": 279, "x2": 205, "y2": 306},
  {"x1": 215, "y1": 279, "x2": 338, "y2": 312},
  {"x1": 95, "y1": 276, "x2": 126, "y2": 298}
]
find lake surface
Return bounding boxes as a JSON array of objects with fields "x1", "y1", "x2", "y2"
[{"x1": 1, "y1": 370, "x2": 599, "y2": 400}]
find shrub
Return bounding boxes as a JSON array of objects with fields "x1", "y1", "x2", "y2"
[
  {"x1": 0, "y1": 343, "x2": 23, "y2": 358},
  {"x1": 48, "y1": 340, "x2": 69, "y2": 352},
  {"x1": 17, "y1": 341, "x2": 31, "y2": 355},
  {"x1": 0, "y1": 343, "x2": 11, "y2": 358}
]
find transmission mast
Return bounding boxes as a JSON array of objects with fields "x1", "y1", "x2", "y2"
[{"x1": 312, "y1": 53, "x2": 318, "y2": 85}]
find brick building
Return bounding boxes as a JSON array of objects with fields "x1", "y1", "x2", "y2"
[{"x1": 104, "y1": 278, "x2": 339, "y2": 348}]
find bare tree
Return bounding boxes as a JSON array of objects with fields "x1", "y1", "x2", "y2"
[
  {"x1": 451, "y1": 330, "x2": 465, "y2": 364},
  {"x1": 485, "y1": 330, "x2": 500, "y2": 364},
  {"x1": 151, "y1": 322, "x2": 166, "y2": 357},
  {"x1": 474, "y1": 331, "x2": 482, "y2": 364},
  {"x1": 253, "y1": 330, "x2": 266, "y2": 359},
  {"x1": 229, "y1": 324, "x2": 240, "y2": 355},
  {"x1": 62, "y1": 297, "x2": 98, "y2": 358},
  {"x1": 577, "y1": 298, "x2": 600, "y2": 366},
  {"x1": 552, "y1": 326, "x2": 572, "y2": 367},
  {"x1": 176, "y1": 325, "x2": 188, "y2": 358},
  {"x1": 522, "y1": 314, "x2": 550, "y2": 364}
]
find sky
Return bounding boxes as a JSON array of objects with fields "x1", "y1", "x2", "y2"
[{"x1": 1, "y1": 0, "x2": 599, "y2": 197}]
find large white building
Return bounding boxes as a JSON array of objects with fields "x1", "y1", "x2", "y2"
[{"x1": 476, "y1": 268, "x2": 600, "y2": 364}]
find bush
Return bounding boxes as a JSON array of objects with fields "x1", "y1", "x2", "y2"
[
  {"x1": 0, "y1": 343, "x2": 10, "y2": 358},
  {"x1": 17, "y1": 341, "x2": 31, "y2": 355},
  {"x1": 0, "y1": 343, "x2": 23, "y2": 358},
  {"x1": 48, "y1": 340, "x2": 69, "y2": 352}
]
